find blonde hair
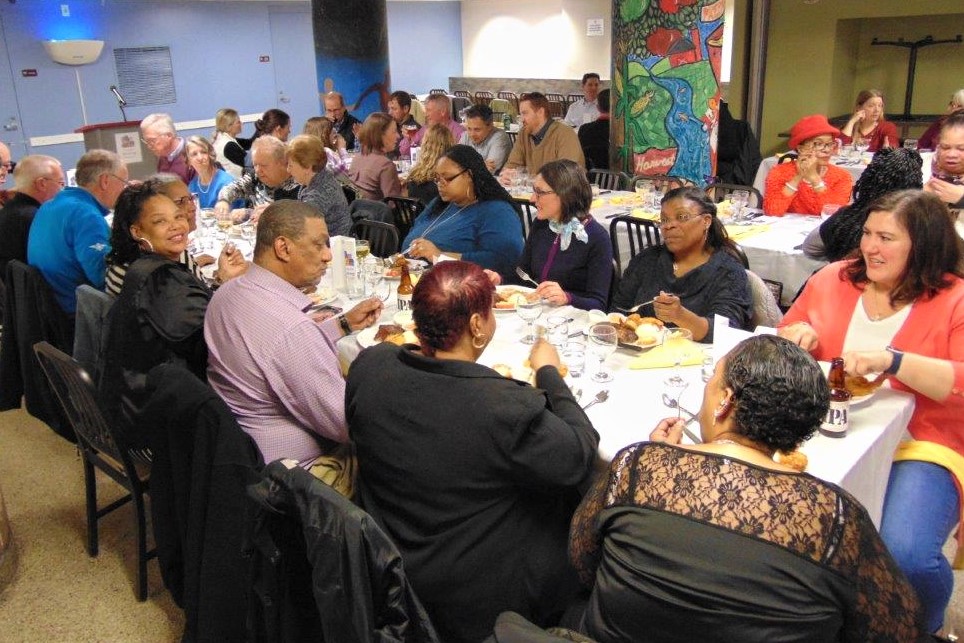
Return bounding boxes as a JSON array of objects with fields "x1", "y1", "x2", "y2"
[
  {"x1": 215, "y1": 108, "x2": 239, "y2": 136},
  {"x1": 407, "y1": 124, "x2": 455, "y2": 184},
  {"x1": 186, "y1": 135, "x2": 217, "y2": 167},
  {"x1": 287, "y1": 134, "x2": 327, "y2": 172},
  {"x1": 303, "y1": 116, "x2": 335, "y2": 147}
]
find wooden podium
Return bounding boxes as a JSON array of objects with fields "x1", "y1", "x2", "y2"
[{"x1": 74, "y1": 120, "x2": 156, "y2": 181}]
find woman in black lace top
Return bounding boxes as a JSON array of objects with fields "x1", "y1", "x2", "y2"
[{"x1": 569, "y1": 335, "x2": 926, "y2": 643}]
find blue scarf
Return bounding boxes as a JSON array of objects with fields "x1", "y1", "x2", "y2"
[{"x1": 549, "y1": 218, "x2": 588, "y2": 251}]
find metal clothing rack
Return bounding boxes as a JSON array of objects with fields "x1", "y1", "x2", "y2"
[{"x1": 871, "y1": 34, "x2": 962, "y2": 118}]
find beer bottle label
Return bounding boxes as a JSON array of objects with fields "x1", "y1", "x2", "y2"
[
  {"x1": 820, "y1": 400, "x2": 849, "y2": 436},
  {"x1": 397, "y1": 293, "x2": 412, "y2": 311}
]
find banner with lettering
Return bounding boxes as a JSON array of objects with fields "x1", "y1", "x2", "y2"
[{"x1": 611, "y1": 0, "x2": 724, "y2": 186}]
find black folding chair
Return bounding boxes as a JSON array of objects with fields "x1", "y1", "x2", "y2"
[
  {"x1": 515, "y1": 202, "x2": 535, "y2": 240},
  {"x1": 704, "y1": 183, "x2": 763, "y2": 209},
  {"x1": 609, "y1": 215, "x2": 662, "y2": 275},
  {"x1": 429, "y1": 88, "x2": 447, "y2": 95},
  {"x1": 587, "y1": 169, "x2": 631, "y2": 191},
  {"x1": 352, "y1": 219, "x2": 400, "y2": 257},
  {"x1": 33, "y1": 341, "x2": 155, "y2": 601},
  {"x1": 383, "y1": 196, "x2": 424, "y2": 242}
]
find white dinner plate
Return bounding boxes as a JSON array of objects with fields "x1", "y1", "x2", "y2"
[
  {"x1": 493, "y1": 285, "x2": 537, "y2": 312},
  {"x1": 307, "y1": 286, "x2": 338, "y2": 308},
  {"x1": 356, "y1": 325, "x2": 379, "y2": 349}
]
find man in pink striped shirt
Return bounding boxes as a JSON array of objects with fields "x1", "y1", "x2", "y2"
[{"x1": 204, "y1": 200, "x2": 381, "y2": 468}]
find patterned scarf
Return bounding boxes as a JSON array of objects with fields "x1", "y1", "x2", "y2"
[{"x1": 549, "y1": 218, "x2": 588, "y2": 251}]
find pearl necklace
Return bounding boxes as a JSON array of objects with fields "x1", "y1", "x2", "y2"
[{"x1": 195, "y1": 170, "x2": 215, "y2": 194}]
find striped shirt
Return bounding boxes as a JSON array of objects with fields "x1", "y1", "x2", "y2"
[{"x1": 105, "y1": 250, "x2": 201, "y2": 296}]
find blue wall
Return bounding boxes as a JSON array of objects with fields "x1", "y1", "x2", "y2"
[
  {"x1": 386, "y1": 1, "x2": 462, "y2": 95},
  {"x1": 0, "y1": 1, "x2": 462, "y2": 171}
]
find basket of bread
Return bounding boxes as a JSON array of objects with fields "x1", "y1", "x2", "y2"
[{"x1": 493, "y1": 287, "x2": 539, "y2": 310}]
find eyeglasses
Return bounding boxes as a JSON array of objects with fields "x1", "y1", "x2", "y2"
[
  {"x1": 434, "y1": 168, "x2": 469, "y2": 185},
  {"x1": 41, "y1": 176, "x2": 66, "y2": 187},
  {"x1": 532, "y1": 187, "x2": 556, "y2": 197},
  {"x1": 658, "y1": 212, "x2": 704, "y2": 227},
  {"x1": 801, "y1": 140, "x2": 836, "y2": 152},
  {"x1": 109, "y1": 173, "x2": 132, "y2": 186},
  {"x1": 1, "y1": 161, "x2": 15, "y2": 172},
  {"x1": 171, "y1": 195, "x2": 195, "y2": 208},
  {"x1": 140, "y1": 133, "x2": 171, "y2": 147}
]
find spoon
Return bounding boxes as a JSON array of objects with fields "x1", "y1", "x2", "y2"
[
  {"x1": 582, "y1": 389, "x2": 609, "y2": 410},
  {"x1": 661, "y1": 393, "x2": 702, "y2": 443},
  {"x1": 515, "y1": 266, "x2": 540, "y2": 288},
  {"x1": 616, "y1": 298, "x2": 656, "y2": 315}
]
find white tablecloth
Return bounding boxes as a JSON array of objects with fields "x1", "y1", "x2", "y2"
[
  {"x1": 590, "y1": 194, "x2": 827, "y2": 306},
  {"x1": 336, "y1": 300, "x2": 914, "y2": 526}
]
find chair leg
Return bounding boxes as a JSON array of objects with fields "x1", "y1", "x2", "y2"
[
  {"x1": 82, "y1": 456, "x2": 99, "y2": 557},
  {"x1": 133, "y1": 487, "x2": 149, "y2": 602}
]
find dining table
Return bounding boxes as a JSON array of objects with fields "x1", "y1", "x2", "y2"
[
  {"x1": 334, "y1": 290, "x2": 915, "y2": 527},
  {"x1": 588, "y1": 191, "x2": 827, "y2": 307}
]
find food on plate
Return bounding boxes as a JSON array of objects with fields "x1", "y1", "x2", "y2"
[
  {"x1": 845, "y1": 373, "x2": 886, "y2": 398},
  {"x1": 491, "y1": 363, "x2": 513, "y2": 378},
  {"x1": 494, "y1": 288, "x2": 537, "y2": 309},
  {"x1": 774, "y1": 450, "x2": 808, "y2": 472},
  {"x1": 307, "y1": 287, "x2": 336, "y2": 305},
  {"x1": 373, "y1": 324, "x2": 418, "y2": 346},
  {"x1": 522, "y1": 358, "x2": 568, "y2": 378},
  {"x1": 606, "y1": 313, "x2": 664, "y2": 346}
]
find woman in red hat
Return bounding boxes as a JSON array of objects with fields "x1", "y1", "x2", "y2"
[
  {"x1": 840, "y1": 89, "x2": 900, "y2": 152},
  {"x1": 763, "y1": 114, "x2": 854, "y2": 216}
]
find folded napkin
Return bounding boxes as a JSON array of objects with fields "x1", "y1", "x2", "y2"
[
  {"x1": 724, "y1": 223, "x2": 770, "y2": 241},
  {"x1": 590, "y1": 198, "x2": 604, "y2": 209},
  {"x1": 630, "y1": 208, "x2": 659, "y2": 221},
  {"x1": 629, "y1": 340, "x2": 704, "y2": 369}
]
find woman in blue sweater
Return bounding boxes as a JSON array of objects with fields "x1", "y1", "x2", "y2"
[
  {"x1": 490, "y1": 160, "x2": 612, "y2": 310},
  {"x1": 404, "y1": 145, "x2": 523, "y2": 278}
]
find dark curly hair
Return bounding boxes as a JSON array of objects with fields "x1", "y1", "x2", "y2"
[
  {"x1": 422, "y1": 144, "x2": 522, "y2": 221},
  {"x1": 412, "y1": 260, "x2": 495, "y2": 357},
  {"x1": 722, "y1": 335, "x2": 829, "y2": 453},
  {"x1": 107, "y1": 180, "x2": 169, "y2": 267},
  {"x1": 819, "y1": 148, "x2": 923, "y2": 262}
]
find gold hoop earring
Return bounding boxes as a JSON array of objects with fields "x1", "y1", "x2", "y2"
[{"x1": 471, "y1": 334, "x2": 487, "y2": 349}]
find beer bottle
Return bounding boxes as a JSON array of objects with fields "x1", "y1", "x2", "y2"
[
  {"x1": 820, "y1": 357, "x2": 851, "y2": 438},
  {"x1": 397, "y1": 261, "x2": 414, "y2": 312}
]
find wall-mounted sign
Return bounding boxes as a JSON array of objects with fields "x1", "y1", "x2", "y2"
[
  {"x1": 21, "y1": 69, "x2": 38, "y2": 77},
  {"x1": 587, "y1": 18, "x2": 605, "y2": 37},
  {"x1": 259, "y1": 55, "x2": 270, "y2": 63}
]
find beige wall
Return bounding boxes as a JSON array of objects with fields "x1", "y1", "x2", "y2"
[
  {"x1": 760, "y1": 0, "x2": 964, "y2": 155},
  {"x1": 460, "y1": 0, "x2": 612, "y2": 79}
]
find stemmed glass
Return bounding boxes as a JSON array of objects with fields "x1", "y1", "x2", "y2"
[
  {"x1": 662, "y1": 328, "x2": 694, "y2": 417},
  {"x1": 516, "y1": 299, "x2": 542, "y2": 345},
  {"x1": 362, "y1": 257, "x2": 385, "y2": 299},
  {"x1": 588, "y1": 323, "x2": 618, "y2": 383},
  {"x1": 634, "y1": 179, "x2": 653, "y2": 208},
  {"x1": 730, "y1": 189, "x2": 750, "y2": 222},
  {"x1": 854, "y1": 138, "x2": 870, "y2": 159}
]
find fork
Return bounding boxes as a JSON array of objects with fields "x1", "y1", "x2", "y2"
[
  {"x1": 581, "y1": 389, "x2": 609, "y2": 410},
  {"x1": 515, "y1": 266, "x2": 540, "y2": 288},
  {"x1": 615, "y1": 298, "x2": 656, "y2": 315}
]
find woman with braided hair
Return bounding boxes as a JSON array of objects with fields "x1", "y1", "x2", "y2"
[
  {"x1": 404, "y1": 144, "x2": 523, "y2": 278},
  {"x1": 803, "y1": 147, "x2": 923, "y2": 262}
]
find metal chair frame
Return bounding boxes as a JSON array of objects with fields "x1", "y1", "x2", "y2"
[
  {"x1": 33, "y1": 341, "x2": 156, "y2": 601},
  {"x1": 383, "y1": 196, "x2": 424, "y2": 243},
  {"x1": 609, "y1": 215, "x2": 662, "y2": 275},
  {"x1": 587, "y1": 169, "x2": 631, "y2": 192},
  {"x1": 473, "y1": 91, "x2": 494, "y2": 107},
  {"x1": 351, "y1": 219, "x2": 401, "y2": 257}
]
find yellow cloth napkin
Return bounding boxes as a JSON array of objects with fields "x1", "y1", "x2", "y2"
[
  {"x1": 590, "y1": 198, "x2": 603, "y2": 209},
  {"x1": 629, "y1": 340, "x2": 704, "y2": 369},
  {"x1": 893, "y1": 441, "x2": 964, "y2": 569},
  {"x1": 630, "y1": 208, "x2": 659, "y2": 221},
  {"x1": 725, "y1": 223, "x2": 770, "y2": 241}
]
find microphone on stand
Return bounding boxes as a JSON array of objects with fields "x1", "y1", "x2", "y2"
[
  {"x1": 109, "y1": 85, "x2": 128, "y2": 121},
  {"x1": 109, "y1": 85, "x2": 127, "y2": 106}
]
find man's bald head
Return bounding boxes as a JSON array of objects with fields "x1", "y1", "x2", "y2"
[
  {"x1": 0, "y1": 142, "x2": 11, "y2": 184},
  {"x1": 13, "y1": 155, "x2": 64, "y2": 203}
]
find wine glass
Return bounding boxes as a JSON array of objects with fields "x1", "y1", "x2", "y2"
[
  {"x1": 545, "y1": 315, "x2": 569, "y2": 348},
  {"x1": 588, "y1": 322, "x2": 618, "y2": 383},
  {"x1": 662, "y1": 328, "x2": 694, "y2": 416},
  {"x1": 516, "y1": 299, "x2": 542, "y2": 345},
  {"x1": 730, "y1": 189, "x2": 750, "y2": 222},
  {"x1": 355, "y1": 239, "x2": 371, "y2": 262},
  {"x1": 362, "y1": 256, "x2": 384, "y2": 298},
  {"x1": 634, "y1": 179, "x2": 653, "y2": 206},
  {"x1": 854, "y1": 139, "x2": 870, "y2": 159}
]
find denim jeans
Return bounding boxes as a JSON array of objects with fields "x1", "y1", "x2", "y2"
[{"x1": 880, "y1": 460, "x2": 960, "y2": 633}]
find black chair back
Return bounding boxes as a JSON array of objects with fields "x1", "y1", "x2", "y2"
[
  {"x1": 352, "y1": 219, "x2": 400, "y2": 257},
  {"x1": 429, "y1": 88, "x2": 447, "y2": 95},
  {"x1": 383, "y1": 196, "x2": 424, "y2": 241},
  {"x1": 587, "y1": 169, "x2": 631, "y2": 191},
  {"x1": 73, "y1": 284, "x2": 113, "y2": 384},
  {"x1": 609, "y1": 215, "x2": 662, "y2": 275},
  {"x1": 453, "y1": 90, "x2": 471, "y2": 100},
  {"x1": 349, "y1": 198, "x2": 393, "y2": 225},
  {"x1": 704, "y1": 183, "x2": 763, "y2": 209},
  {"x1": 33, "y1": 341, "x2": 155, "y2": 600},
  {"x1": 474, "y1": 91, "x2": 494, "y2": 107},
  {"x1": 545, "y1": 93, "x2": 565, "y2": 119},
  {"x1": 497, "y1": 91, "x2": 519, "y2": 112}
]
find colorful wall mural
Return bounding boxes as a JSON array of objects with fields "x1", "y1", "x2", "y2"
[
  {"x1": 612, "y1": 0, "x2": 725, "y2": 185},
  {"x1": 311, "y1": 0, "x2": 391, "y2": 120}
]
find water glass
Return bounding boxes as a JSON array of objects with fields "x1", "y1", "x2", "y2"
[
  {"x1": 588, "y1": 323, "x2": 618, "y2": 383},
  {"x1": 546, "y1": 315, "x2": 569, "y2": 348},
  {"x1": 730, "y1": 190, "x2": 750, "y2": 222},
  {"x1": 516, "y1": 299, "x2": 542, "y2": 345},
  {"x1": 240, "y1": 223, "x2": 255, "y2": 242},
  {"x1": 903, "y1": 138, "x2": 918, "y2": 150},
  {"x1": 701, "y1": 351, "x2": 715, "y2": 383},
  {"x1": 562, "y1": 342, "x2": 586, "y2": 378}
]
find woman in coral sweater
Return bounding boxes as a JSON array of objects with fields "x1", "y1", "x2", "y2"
[{"x1": 763, "y1": 114, "x2": 853, "y2": 216}]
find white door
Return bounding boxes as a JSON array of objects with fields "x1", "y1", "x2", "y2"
[{"x1": 0, "y1": 14, "x2": 28, "y2": 159}]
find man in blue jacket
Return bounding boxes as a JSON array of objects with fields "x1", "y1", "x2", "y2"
[{"x1": 27, "y1": 149, "x2": 128, "y2": 314}]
